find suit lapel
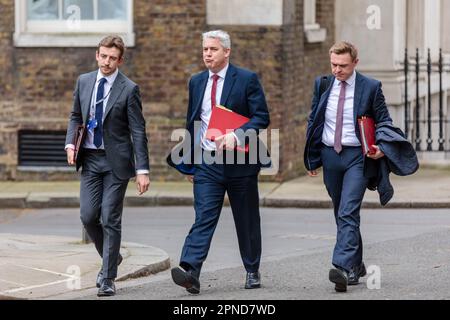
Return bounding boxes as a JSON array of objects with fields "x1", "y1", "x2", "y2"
[
  {"x1": 220, "y1": 64, "x2": 237, "y2": 108},
  {"x1": 353, "y1": 72, "x2": 365, "y2": 128},
  {"x1": 189, "y1": 71, "x2": 209, "y2": 125},
  {"x1": 317, "y1": 75, "x2": 335, "y2": 117},
  {"x1": 104, "y1": 72, "x2": 126, "y2": 120},
  {"x1": 82, "y1": 71, "x2": 97, "y2": 124}
]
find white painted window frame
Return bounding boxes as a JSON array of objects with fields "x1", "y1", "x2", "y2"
[
  {"x1": 304, "y1": 0, "x2": 326, "y2": 43},
  {"x1": 14, "y1": 0, "x2": 135, "y2": 47}
]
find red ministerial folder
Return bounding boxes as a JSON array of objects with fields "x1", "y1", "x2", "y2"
[
  {"x1": 358, "y1": 116, "x2": 376, "y2": 155},
  {"x1": 73, "y1": 124, "x2": 86, "y2": 162},
  {"x1": 206, "y1": 105, "x2": 250, "y2": 152}
]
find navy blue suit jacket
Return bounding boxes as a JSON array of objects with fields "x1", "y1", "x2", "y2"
[
  {"x1": 369, "y1": 122, "x2": 419, "y2": 205},
  {"x1": 168, "y1": 64, "x2": 270, "y2": 177},
  {"x1": 304, "y1": 72, "x2": 392, "y2": 171}
]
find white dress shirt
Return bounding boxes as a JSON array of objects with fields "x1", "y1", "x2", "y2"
[
  {"x1": 83, "y1": 68, "x2": 118, "y2": 150},
  {"x1": 322, "y1": 70, "x2": 361, "y2": 148},
  {"x1": 200, "y1": 64, "x2": 229, "y2": 151},
  {"x1": 66, "y1": 68, "x2": 149, "y2": 175},
  {"x1": 65, "y1": 69, "x2": 118, "y2": 151}
]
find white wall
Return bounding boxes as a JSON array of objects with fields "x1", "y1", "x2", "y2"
[
  {"x1": 335, "y1": 0, "x2": 406, "y2": 71},
  {"x1": 441, "y1": 0, "x2": 450, "y2": 53},
  {"x1": 207, "y1": 0, "x2": 283, "y2": 26}
]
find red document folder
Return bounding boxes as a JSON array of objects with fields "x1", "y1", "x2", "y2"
[
  {"x1": 206, "y1": 105, "x2": 250, "y2": 152},
  {"x1": 358, "y1": 116, "x2": 376, "y2": 155}
]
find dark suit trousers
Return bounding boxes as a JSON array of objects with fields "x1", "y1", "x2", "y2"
[
  {"x1": 180, "y1": 161, "x2": 261, "y2": 276},
  {"x1": 80, "y1": 150, "x2": 129, "y2": 279},
  {"x1": 321, "y1": 146, "x2": 369, "y2": 272}
]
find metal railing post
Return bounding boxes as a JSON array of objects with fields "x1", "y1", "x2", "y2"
[
  {"x1": 438, "y1": 48, "x2": 445, "y2": 151},
  {"x1": 426, "y1": 49, "x2": 433, "y2": 151},
  {"x1": 404, "y1": 48, "x2": 409, "y2": 139},
  {"x1": 415, "y1": 48, "x2": 422, "y2": 151}
]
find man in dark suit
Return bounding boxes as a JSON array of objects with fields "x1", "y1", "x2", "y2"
[
  {"x1": 304, "y1": 41, "x2": 392, "y2": 293},
  {"x1": 65, "y1": 35, "x2": 150, "y2": 297},
  {"x1": 168, "y1": 30, "x2": 270, "y2": 294}
]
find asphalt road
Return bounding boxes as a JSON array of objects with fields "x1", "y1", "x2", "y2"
[{"x1": 1, "y1": 207, "x2": 450, "y2": 300}]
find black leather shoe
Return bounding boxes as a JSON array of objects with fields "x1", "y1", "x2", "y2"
[
  {"x1": 245, "y1": 272, "x2": 261, "y2": 289},
  {"x1": 348, "y1": 262, "x2": 367, "y2": 285},
  {"x1": 96, "y1": 254, "x2": 123, "y2": 288},
  {"x1": 329, "y1": 268, "x2": 348, "y2": 292},
  {"x1": 97, "y1": 279, "x2": 116, "y2": 297},
  {"x1": 171, "y1": 266, "x2": 200, "y2": 294}
]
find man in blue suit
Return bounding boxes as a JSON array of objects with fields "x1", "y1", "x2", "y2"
[
  {"x1": 168, "y1": 30, "x2": 270, "y2": 294},
  {"x1": 304, "y1": 41, "x2": 392, "y2": 292}
]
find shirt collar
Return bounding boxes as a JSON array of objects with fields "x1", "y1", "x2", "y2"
[
  {"x1": 209, "y1": 63, "x2": 229, "y2": 80},
  {"x1": 338, "y1": 70, "x2": 356, "y2": 87},
  {"x1": 97, "y1": 68, "x2": 119, "y2": 85}
]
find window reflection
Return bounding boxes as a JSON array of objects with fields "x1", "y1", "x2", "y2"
[
  {"x1": 63, "y1": 0, "x2": 94, "y2": 20},
  {"x1": 27, "y1": 0, "x2": 128, "y2": 21},
  {"x1": 98, "y1": 0, "x2": 127, "y2": 20},
  {"x1": 27, "y1": 0, "x2": 58, "y2": 20}
]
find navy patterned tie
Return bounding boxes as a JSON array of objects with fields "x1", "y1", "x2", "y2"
[{"x1": 94, "y1": 78, "x2": 107, "y2": 148}]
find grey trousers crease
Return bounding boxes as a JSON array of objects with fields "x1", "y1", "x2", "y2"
[{"x1": 80, "y1": 151, "x2": 129, "y2": 279}]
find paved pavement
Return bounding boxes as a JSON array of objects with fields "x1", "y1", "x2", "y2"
[
  {"x1": 0, "y1": 233, "x2": 169, "y2": 299},
  {"x1": 0, "y1": 166, "x2": 449, "y2": 300},
  {"x1": 1, "y1": 167, "x2": 450, "y2": 209}
]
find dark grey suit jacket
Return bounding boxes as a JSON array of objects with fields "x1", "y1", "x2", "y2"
[{"x1": 65, "y1": 70, "x2": 149, "y2": 180}]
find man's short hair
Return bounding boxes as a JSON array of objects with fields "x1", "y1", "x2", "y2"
[
  {"x1": 97, "y1": 35, "x2": 126, "y2": 58},
  {"x1": 329, "y1": 41, "x2": 358, "y2": 61},
  {"x1": 202, "y1": 30, "x2": 231, "y2": 49}
]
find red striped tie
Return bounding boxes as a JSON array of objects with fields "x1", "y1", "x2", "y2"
[{"x1": 211, "y1": 74, "x2": 220, "y2": 109}]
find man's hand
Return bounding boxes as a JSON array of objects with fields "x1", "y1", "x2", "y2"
[
  {"x1": 307, "y1": 170, "x2": 318, "y2": 177},
  {"x1": 366, "y1": 145, "x2": 385, "y2": 160},
  {"x1": 136, "y1": 174, "x2": 150, "y2": 195},
  {"x1": 66, "y1": 148, "x2": 75, "y2": 166},
  {"x1": 187, "y1": 175, "x2": 194, "y2": 184},
  {"x1": 214, "y1": 133, "x2": 237, "y2": 151}
]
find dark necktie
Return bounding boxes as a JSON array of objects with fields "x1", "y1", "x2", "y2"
[
  {"x1": 334, "y1": 81, "x2": 347, "y2": 154},
  {"x1": 211, "y1": 74, "x2": 220, "y2": 109},
  {"x1": 94, "y1": 78, "x2": 107, "y2": 148}
]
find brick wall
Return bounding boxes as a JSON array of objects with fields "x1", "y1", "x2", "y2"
[
  {"x1": 198, "y1": 0, "x2": 334, "y2": 181},
  {"x1": 0, "y1": 0, "x2": 15, "y2": 179},
  {"x1": 304, "y1": 0, "x2": 335, "y2": 109},
  {"x1": 0, "y1": 0, "x2": 208, "y2": 181},
  {"x1": 299, "y1": 0, "x2": 335, "y2": 177},
  {"x1": 0, "y1": 0, "x2": 334, "y2": 181},
  {"x1": 129, "y1": 0, "x2": 207, "y2": 180}
]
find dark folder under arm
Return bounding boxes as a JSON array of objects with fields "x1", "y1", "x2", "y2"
[{"x1": 73, "y1": 124, "x2": 86, "y2": 162}]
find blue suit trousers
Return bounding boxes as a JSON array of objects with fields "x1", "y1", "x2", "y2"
[
  {"x1": 180, "y1": 161, "x2": 261, "y2": 276},
  {"x1": 321, "y1": 146, "x2": 369, "y2": 272}
]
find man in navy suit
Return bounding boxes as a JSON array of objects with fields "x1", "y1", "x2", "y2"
[
  {"x1": 169, "y1": 30, "x2": 270, "y2": 294},
  {"x1": 304, "y1": 41, "x2": 392, "y2": 292}
]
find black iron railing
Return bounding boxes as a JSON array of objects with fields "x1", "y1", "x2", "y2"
[{"x1": 403, "y1": 48, "x2": 450, "y2": 152}]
